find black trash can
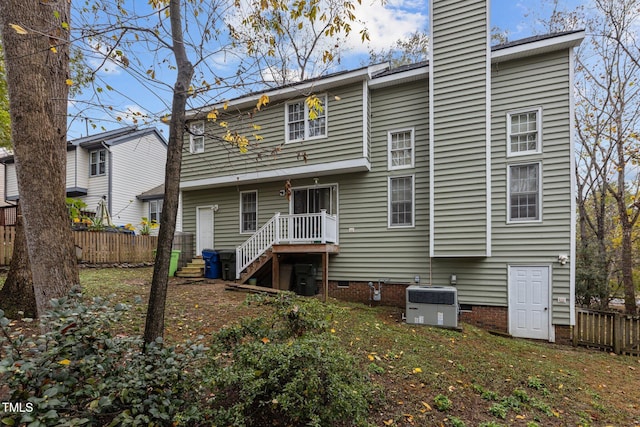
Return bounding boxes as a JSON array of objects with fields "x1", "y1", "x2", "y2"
[
  {"x1": 218, "y1": 249, "x2": 237, "y2": 281},
  {"x1": 202, "y1": 249, "x2": 221, "y2": 279},
  {"x1": 294, "y1": 264, "x2": 317, "y2": 296}
]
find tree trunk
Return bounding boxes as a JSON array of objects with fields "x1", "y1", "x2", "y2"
[
  {"x1": 1, "y1": 0, "x2": 79, "y2": 316},
  {"x1": 144, "y1": 0, "x2": 194, "y2": 344},
  {"x1": 0, "y1": 208, "x2": 35, "y2": 318}
]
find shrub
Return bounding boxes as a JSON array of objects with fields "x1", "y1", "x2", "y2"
[
  {"x1": 434, "y1": 394, "x2": 452, "y2": 411},
  {"x1": 205, "y1": 293, "x2": 376, "y2": 427},
  {"x1": 0, "y1": 289, "x2": 207, "y2": 426}
]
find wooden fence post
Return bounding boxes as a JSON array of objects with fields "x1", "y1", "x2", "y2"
[{"x1": 613, "y1": 312, "x2": 622, "y2": 355}]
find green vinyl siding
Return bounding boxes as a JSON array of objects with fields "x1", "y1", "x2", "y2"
[
  {"x1": 426, "y1": 49, "x2": 574, "y2": 324},
  {"x1": 431, "y1": 0, "x2": 488, "y2": 256},
  {"x1": 180, "y1": 82, "x2": 366, "y2": 184}
]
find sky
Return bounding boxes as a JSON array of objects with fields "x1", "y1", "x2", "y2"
[{"x1": 66, "y1": 0, "x2": 584, "y2": 140}]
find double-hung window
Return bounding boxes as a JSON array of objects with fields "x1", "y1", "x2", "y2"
[
  {"x1": 508, "y1": 163, "x2": 541, "y2": 222},
  {"x1": 149, "y1": 199, "x2": 163, "y2": 224},
  {"x1": 240, "y1": 191, "x2": 257, "y2": 233},
  {"x1": 90, "y1": 149, "x2": 106, "y2": 177},
  {"x1": 189, "y1": 121, "x2": 205, "y2": 154},
  {"x1": 388, "y1": 175, "x2": 414, "y2": 227},
  {"x1": 507, "y1": 108, "x2": 541, "y2": 156},
  {"x1": 388, "y1": 129, "x2": 414, "y2": 170},
  {"x1": 285, "y1": 95, "x2": 327, "y2": 142}
]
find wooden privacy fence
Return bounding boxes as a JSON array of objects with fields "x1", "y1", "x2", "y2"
[
  {"x1": 574, "y1": 308, "x2": 640, "y2": 356},
  {"x1": 0, "y1": 226, "x2": 158, "y2": 265}
]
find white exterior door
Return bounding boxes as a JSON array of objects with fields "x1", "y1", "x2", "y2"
[
  {"x1": 509, "y1": 266, "x2": 550, "y2": 340},
  {"x1": 196, "y1": 206, "x2": 215, "y2": 255}
]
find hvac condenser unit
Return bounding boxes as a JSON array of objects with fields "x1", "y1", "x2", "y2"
[{"x1": 406, "y1": 285, "x2": 458, "y2": 327}]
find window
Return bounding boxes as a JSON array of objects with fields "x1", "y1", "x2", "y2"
[
  {"x1": 285, "y1": 96, "x2": 327, "y2": 142},
  {"x1": 388, "y1": 129, "x2": 414, "y2": 170},
  {"x1": 90, "y1": 149, "x2": 106, "y2": 176},
  {"x1": 389, "y1": 175, "x2": 414, "y2": 227},
  {"x1": 240, "y1": 191, "x2": 257, "y2": 233},
  {"x1": 190, "y1": 121, "x2": 205, "y2": 154},
  {"x1": 508, "y1": 163, "x2": 541, "y2": 222},
  {"x1": 507, "y1": 109, "x2": 541, "y2": 156},
  {"x1": 149, "y1": 199, "x2": 163, "y2": 224}
]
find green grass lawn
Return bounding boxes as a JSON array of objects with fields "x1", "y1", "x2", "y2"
[{"x1": 3, "y1": 267, "x2": 640, "y2": 426}]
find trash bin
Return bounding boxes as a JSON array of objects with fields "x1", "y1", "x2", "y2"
[
  {"x1": 153, "y1": 249, "x2": 182, "y2": 277},
  {"x1": 218, "y1": 249, "x2": 237, "y2": 281},
  {"x1": 294, "y1": 263, "x2": 317, "y2": 296},
  {"x1": 169, "y1": 250, "x2": 181, "y2": 277},
  {"x1": 202, "y1": 249, "x2": 221, "y2": 279}
]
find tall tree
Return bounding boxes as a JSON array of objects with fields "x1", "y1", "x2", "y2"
[
  {"x1": 0, "y1": 0, "x2": 79, "y2": 316},
  {"x1": 368, "y1": 30, "x2": 428, "y2": 67}
]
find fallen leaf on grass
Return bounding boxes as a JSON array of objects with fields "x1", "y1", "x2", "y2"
[{"x1": 412, "y1": 367, "x2": 422, "y2": 374}]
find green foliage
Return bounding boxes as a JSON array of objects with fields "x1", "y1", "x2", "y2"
[
  {"x1": 205, "y1": 292, "x2": 376, "y2": 427},
  {"x1": 0, "y1": 289, "x2": 207, "y2": 426},
  {"x1": 448, "y1": 416, "x2": 466, "y2": 427},
  {"x1": 575, "y1": 244, "x2": 611, "y2": 308},
  {"x1": 433, "y1": 394, "x2": 452, "y2": 411}
]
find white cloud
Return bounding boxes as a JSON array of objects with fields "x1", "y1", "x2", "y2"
[{"x1": 349, "y1": 0, "x2": 428, "y2": 53}]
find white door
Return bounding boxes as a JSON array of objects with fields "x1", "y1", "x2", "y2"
[
  {"x1": 509, "y1": 266, "x2": 550, "y2": 340},
  {"x1": 196, "y1": 206, "x2": 214, "y2": 255}
]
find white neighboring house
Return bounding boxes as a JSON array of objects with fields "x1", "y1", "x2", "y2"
[{"x1": 3, "y1": 126, "x2": 168, "y2": 234}]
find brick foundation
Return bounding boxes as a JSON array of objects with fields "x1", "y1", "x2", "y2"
[
  {"x1": 328, "y1": 280, "x2": 407, "y2": 307},
  {"x1": 554, "y1": 325, "x2": 572, "y2": 345},
  {"x1": 459, "y1": 305, "x2": 508, "y2": 333}
]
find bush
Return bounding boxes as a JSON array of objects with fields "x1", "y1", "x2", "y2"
[
  {"x1": 0, "y1": 289, "x2": 207, "y2": 426},
  {"x1": 205, "y1": 293, "x2": 376, "y2": 427}
]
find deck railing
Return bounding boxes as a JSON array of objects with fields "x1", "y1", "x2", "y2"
[{"x1": 236, "y1": 210, "x2": 337, "y2": 279}]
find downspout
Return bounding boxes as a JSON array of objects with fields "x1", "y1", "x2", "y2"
[{"x1": 101, "y1": 141, "x2": 113, "y2": 215}]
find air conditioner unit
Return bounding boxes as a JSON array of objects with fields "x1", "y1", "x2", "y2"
[{"x1": 406, "y1": 285, "x2": 458, "y2": 327}]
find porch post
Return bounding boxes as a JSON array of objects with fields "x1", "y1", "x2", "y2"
[
  {"x1": 272, "y1": 252, "x2": 280, "y2": 291},
  {"x1": 321, "y1": 209, "x2": 327, "y2": 243},
  {"x1": 322, "y1": 250, "x2": 329, "y2": 302},
  {"x1": 274, "y1": 212, "x2": 281, "y2": 244}
]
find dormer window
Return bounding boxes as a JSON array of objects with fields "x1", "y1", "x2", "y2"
[{"x1": 285, "y1": 95, "x2": 327, "y2": 142}]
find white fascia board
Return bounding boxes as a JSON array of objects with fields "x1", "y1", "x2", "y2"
[
  {"x1": 491, "y1": 31, "x2": 585, "y2": 63},
  {"x1": 180, "y1": 158, "x2": 371, "y2": 190},
  {"x1": 368, "y1": 67, "x2": 428, "y2": 89}
]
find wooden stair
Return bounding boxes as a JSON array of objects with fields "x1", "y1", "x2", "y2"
[
  {"x1": 175, "y1": 256, "x2": 205, "y2": 278},
  {"x1": 238, "y1": 249, "x2": 274, "y2": 284}
]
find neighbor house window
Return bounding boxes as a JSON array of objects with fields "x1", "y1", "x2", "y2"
[
  {"x1": 285, "y1": 95, "x2": 327, "y2": 142},
  {"x1": 90, "y1": 149, "x2": 106, "y2": 176},
  {"x1": 240, "y1": 191, "x2": 257, "y2": 233},
  {"x1": 189, "y1": 121, "x2": 205, "y2": 154},
  {"x1": 508, "y1": 163, "x2": 541, "y2": 222},
  {"x1": 149, "y1": 199, "x2": 163, "y2": 224},
  {"x1": 388, "y1": 175, "x2": 414, "y2": 227},
  {"x1": 507, "y1": 109, "x2": 541, "y2": 156},
  {"x1": 388, "y1": 128, "x2": 414, "y2": 170}
]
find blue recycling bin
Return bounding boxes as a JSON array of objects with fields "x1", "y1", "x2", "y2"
[{"x1": 202, "y1": 249, "x2": 221, "y2": 279}]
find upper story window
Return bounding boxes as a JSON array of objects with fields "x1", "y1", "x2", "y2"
[
  {"x1": 149, "y1": 199, "x2": 163, "y2": 224},
  {"x1": 388, "y1": 175, "x2": 414, "y2": 228},
  {"x1": 507, "y1": 108, "x2": 542, "y2": 156},
  {"x1": 285, "y1": 95, "x2": 327, "y2": 143},
  {"x1": 388, "y1": 128, "x2": 414, "y2": 170},
  {"x1": 190, "y1": 121, "x2": 205, "y2": 154},
  {"x1": 508, "y1": 163, "x2": 541, "y2": 222},
  {"x1": 90, "y1": 149, "x2": 106, "y2": 177},
  {"x1": 240, "y1": 190, "x2": 257, "y2": 233}
]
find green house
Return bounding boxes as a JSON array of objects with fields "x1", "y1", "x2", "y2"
[{"x1": 179, "y1": 0, "x2": 584, "y2": 342}]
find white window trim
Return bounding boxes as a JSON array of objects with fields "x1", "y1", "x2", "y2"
[
  {"x1": 507, "y1": 161, "x2": 543, "y2": 224},
  {"x1": 387, "y1": 128, "x2": 415, "y2": 171},
  {"x1": 388, "y1": 174, "x2": 415, "y2": 228},
  {"x1": 189, "y1": 121, "x2": 205, "y2": 154},
  {"x1": 149, "y1": 199, "x2": 163, "y2": 224},
  {"x1": 284, "y1": 94, "x2": 328, "y2": 143},
  {"x1": 506, "y1": 107, "x2": 542, "y2": 157},
  {"x1": 239, "y1": 190, "x2": 258, "y2": 234},
  {"x1": 89, "y1": 149, "x2": 106, "y2": 177}
]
